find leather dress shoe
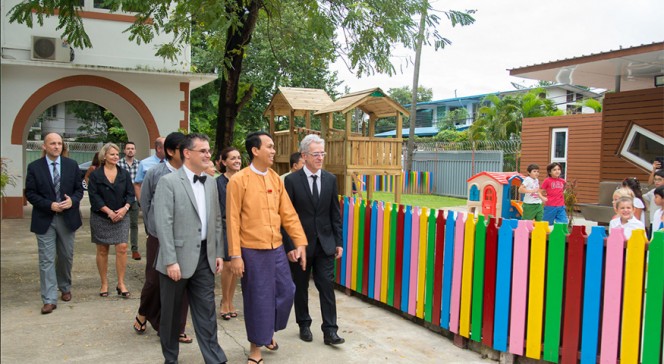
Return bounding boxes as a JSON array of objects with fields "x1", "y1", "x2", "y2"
[
  {"x1": 132, "y1": 251, "x2": 142, "y2": 260},
  {"x1": 324, "y1": 332, "x2": 345, "y2": 345},
  {"x1": 61, "y1": 291, "x2": 72, "y2": 302},
  {"x1": 41, "y1": 304, "x2": 57, "y2": 314},
  {"x1": 299, "y1": 326, "x2": 313, "y2": 342}
]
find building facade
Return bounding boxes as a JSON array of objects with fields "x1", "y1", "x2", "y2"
[{"x1": 1, "y1": 0, "x2": 216, "y2": 218}]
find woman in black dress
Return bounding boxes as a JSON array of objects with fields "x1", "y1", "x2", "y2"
[{"x1": 88, "y1": 142, "x2": 135, "y2": 298}]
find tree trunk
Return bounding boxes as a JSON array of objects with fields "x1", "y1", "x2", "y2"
[
  {"x1": 405, "y1": 8, "x2": 427, "y2": 172},
  {"x1": 215, "y1": 0, "x2": 261, "y2": 153}
]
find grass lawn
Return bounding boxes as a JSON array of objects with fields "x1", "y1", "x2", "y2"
[{"x1": 367, "y1": 191, "x2": 466, "y2": 209}]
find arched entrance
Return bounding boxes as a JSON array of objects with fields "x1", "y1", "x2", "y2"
[
  {"x1": 11, "y1": 75, "x2": 159, "y2": 148},
  {"x1": 2, "y1": 75, "x2": 160, "y2": 218}
]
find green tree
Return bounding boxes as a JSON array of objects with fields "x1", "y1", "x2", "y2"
[
  {"x1": 9, "y1": 0, "x2": 473, "y2": 155},
  {"x1": 387, "y1": 85, "x2": 433, "y2": 105},
  {"x1": 189, "y1": 0, "x2": 340, "y2": 154},
  {"x1": 470, "y1": 88, "x2": 563, "y2": 140},
  {"x1": 433, "y1": 129, "x2": 468, "y2": 142},
  {"x1": 576, "y1": 98, "x2": 602, "y2": 112},
  {"x1": 437, "y1": 107, "x2": 469, "y2": 130},
  {"x1": 68, "y1": 101, "x2": 127, "y2": 143}
]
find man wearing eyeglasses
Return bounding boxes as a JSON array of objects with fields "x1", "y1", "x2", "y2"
[
  {"x1": 153, "y1": 133, "x2": 227, "y2": 364},
  {"x1": 283, "y1": 134, "x2": 345, "y2": 345}
]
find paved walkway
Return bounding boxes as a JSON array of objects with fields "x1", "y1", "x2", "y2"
[{"x1": 1, "y1": 200, "x2": 492, "y2": 363}]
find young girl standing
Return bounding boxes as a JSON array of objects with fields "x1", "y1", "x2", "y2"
[
  {"x1": 540, "y1": 162, "x2": 567, "y2": 225},
  {"x1": 610, "y1": 196, "x2": 645, "y2": 239},
  {"x1": 622, "y1": 177, "x2": 647, "y2": 227}
]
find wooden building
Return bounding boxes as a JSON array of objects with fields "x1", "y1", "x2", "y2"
[
  {"x1": 314, "y1": 88, "x2": 409, "y2": 201},
  {"x1": 265, "y1": 87, "x2": 409, "y2": 201},
  {"x1": 514, "y1": 42, "x2": 664, "y2": 204},
  {"x1": 263, "y1": 87, "x2": 334, "y2": 174},
  {"x1": 521, "y1": 114, "x2": 603, "y2": 203}
]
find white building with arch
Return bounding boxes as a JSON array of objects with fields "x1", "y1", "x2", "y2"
[{"x1": 1, "y1": 0, "x2": 216, "y2": 218}]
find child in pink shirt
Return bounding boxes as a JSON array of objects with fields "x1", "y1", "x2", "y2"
[{"x1": 540, "y1": 162, "x2": 568, "y2": 225}]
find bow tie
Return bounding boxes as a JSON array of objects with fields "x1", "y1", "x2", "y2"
[{"x1": 193, "y1": 175, "x2": 207, "y2": 184}]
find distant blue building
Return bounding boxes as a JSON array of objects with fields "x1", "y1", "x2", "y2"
[{"x1": 377, "y1": 84, "x2": 601, "y2": 137}]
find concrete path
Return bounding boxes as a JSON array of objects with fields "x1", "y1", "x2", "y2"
[{"x1": 1, "y1": 200, "x2": 492, "y2": 364}]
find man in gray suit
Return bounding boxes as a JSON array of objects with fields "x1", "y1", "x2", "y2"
[{"x1": 153, "y1": 133, "x2": 227, "y2": 364}]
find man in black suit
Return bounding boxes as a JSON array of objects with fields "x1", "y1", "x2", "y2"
[
  {"x1": 284, "y1": 134, "x2": 345, "y2": 345},
  {"x1": 25, "y1": 132, "x2": 84, "y2": 314}
]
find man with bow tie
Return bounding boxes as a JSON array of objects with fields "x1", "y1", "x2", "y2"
[{"x1": 153, "y1": 133, "x2": 227, "y2": 364}]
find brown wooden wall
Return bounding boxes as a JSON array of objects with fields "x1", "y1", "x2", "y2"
[
  {"x1": 600, "y1": 87, "x2": 664, "y2": 182},
  {"x1": 521, "y1": 114, "x2": 603, "y2": 204}
]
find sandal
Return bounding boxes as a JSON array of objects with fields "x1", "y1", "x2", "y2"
[
  {"x1": 116, "y1": 286, "x2": 130, "y2": 298},
  {"x1": 178, "y1": 333, "x2": 193, "y2": 344},
  {"x1": 265, "y1": 338, "x2": 279, "y2": 351},
  {"x1": 133, "y1": 316, "x2": 147, "y2": 334},
  {"x1": 99, "y1": 291, "x2": 109, "y2": 297},
  {"x1": 230, "y1": 311, "x2": 238, "y2": 318},
  {"x1": 220, "y1": 312, "x2": 232, "y2": 320},
  {"x1": 247, "y1": 358, "x2": 263, "y2": 364}
]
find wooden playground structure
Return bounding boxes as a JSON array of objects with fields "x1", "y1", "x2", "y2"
[{"x1": 264, "y1": 87, "x2": 409, "y2": 202}]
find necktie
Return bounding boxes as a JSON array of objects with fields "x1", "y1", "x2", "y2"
[
  {"x1": 193, "y1": 175, "x2": 207, "y2": 184},
  {"x1": 311, "y1": 174, "x2": 319, "y2": 206},
  {"x1": 52, "y1": 162, "x2": 61, "y2": 202}
]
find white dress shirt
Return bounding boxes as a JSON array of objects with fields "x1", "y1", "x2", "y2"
[
  {"x1": 183, "y1": 165, "x2": 207, "y2": 241},
  {"x1": 303, "y1": 165, "x2": 321, "y2": 197}
]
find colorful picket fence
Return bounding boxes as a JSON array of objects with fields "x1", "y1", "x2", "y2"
[
  {"x1": 336, "y1": 196, "x2": 664, "y2": 364},
  {"x1": 360, "y1": 171, "x2": 433, "y2": 194}
]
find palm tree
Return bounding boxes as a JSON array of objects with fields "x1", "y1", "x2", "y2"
[{"x1": 470, "y1": 88, "x2": 562, "y2": 141}]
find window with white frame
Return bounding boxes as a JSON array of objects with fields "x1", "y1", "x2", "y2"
[
  {"x1": 550, "y1": 128, "x2": 568, "y2": 179},
  {"x1": 620, "y1": 124, "x2": 664, "y2": 171}
]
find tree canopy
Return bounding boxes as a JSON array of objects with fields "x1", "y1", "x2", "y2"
[{"x1": 387, "y1": 85, "x2": 434, "y2": 105}]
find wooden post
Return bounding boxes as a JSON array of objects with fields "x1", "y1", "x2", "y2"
[
  {"x1": 305, "y1": 111, "x2": 311, "y2": 130},
  {"x1": 269, "y1": 108, "x2": 275, "y2": 136},
  {"x1": 289, "y1": 109, "x2": 298, "y2": 153},
  {"x1": 367, "y1": 114, "x2": 377, "y2": 201},
  {"x1": 320, "y1": 114, "x2": 329, "y2": 139},
  {"x1": 395, "y1": 112, "x2": 403, "y2": 204},
  {"x1": 345, "y1": 112, "x2": 353, "y2": 196},
  {"x1": 368, "y1": 113, "x2": 376, "y2": 137}
]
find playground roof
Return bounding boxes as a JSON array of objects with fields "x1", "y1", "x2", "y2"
[
  {"x1": 314, "y1": 88, "x2": 409, "y2": 118},
  {"x1": 263, "y1": 87, "x2": 333, "y2": 117},
  {"x1": 467, "y1": 171, "x2": 524, "y2": 185}
]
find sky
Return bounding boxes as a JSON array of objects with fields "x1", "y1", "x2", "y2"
[{"x1": 330, "y1": 0, "x2": 664, "y2": 101}]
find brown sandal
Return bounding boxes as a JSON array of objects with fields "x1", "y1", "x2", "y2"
[
  {"x1": 178, "y1": 333, "x2": 193, "y2": 344},
  {"x1": 265, "y1": 338, "x2": 279, "y2": 351}
]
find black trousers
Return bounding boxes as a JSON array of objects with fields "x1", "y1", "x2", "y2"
[
  {"x1": 290, "y1": 239, "x2": 338, "y2": 334},
  {"x1": 159, "y1": 247, "x2": 226, "y2": 364},
  {"x1": 138, "y1": 234, "x2": 188, "y2": 333}
]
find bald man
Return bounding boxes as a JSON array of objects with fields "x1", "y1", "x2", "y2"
[{"x1": 25, "y1": 133, "x2": 84, "y2": 314}]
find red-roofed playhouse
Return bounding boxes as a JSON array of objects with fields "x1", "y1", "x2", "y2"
[{"x1": 467, "y1": 172, "x2": 524, "y2": 219}]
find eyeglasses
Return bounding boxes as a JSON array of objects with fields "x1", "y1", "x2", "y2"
[
  {"x1": 188, "y1": 148, "x2": 211, "y2": 155},
  {"x1": 308, "y1": 152, "x2": 326, "y2": 158}
]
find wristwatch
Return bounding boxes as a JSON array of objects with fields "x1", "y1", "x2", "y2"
[{"x1": 125, "y1": 206, "x2": 130, "y2": 212}]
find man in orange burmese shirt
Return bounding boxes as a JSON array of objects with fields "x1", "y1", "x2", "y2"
[{"x1": 226, "y1": 131, "x2": 308, "y2": 364}]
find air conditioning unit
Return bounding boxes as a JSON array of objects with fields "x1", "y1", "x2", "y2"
[{"x1": 31, "y1": 36, "x2": 73, "y2": 62}]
